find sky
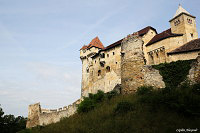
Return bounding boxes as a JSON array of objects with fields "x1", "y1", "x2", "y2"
[{"x1": 0, "y1": 0, "x2": 199, "y2": 117}]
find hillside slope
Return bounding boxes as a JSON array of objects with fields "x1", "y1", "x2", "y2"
[{"x1": 19, "y1": 83, "x2": 200, "y2": 133}]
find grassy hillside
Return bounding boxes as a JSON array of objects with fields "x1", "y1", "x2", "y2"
[{"x1": 19, "y1": 83, "x2": 200, "y2": 133}]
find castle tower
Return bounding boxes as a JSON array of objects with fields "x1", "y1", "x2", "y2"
[
  {"x1": 80, "y1": 37, "x2": 104, "y2": 96},
  {"x1": 121, "y1": 34, "x2": 145, "y2": 94},
  {"x1": 169, "y1": 5, "x2": 198, "y2": 44},
  {"x1": 26, "y1": 103, "x2": 41, "y2": 128}
]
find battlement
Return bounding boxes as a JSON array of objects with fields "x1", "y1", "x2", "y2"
[{"x1": 26, "y1": 99, "x2": 83, "y2": 128}]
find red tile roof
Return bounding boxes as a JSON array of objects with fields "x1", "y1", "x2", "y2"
[
  {"x1": 80, "y1": 36, "x2": 104, "y2": 50},
  {"x1": 80, "y1": 45, "x2": 88, "y2": 50},
  {"x1": 146, "y1": 28, "x2": 183, "y2": 46},
  {"x1": 87, "y1": 36, "x2": 104, "y2": 49},
  {"x1": 168, "y1": 38, "x2": 200, "y2": 54}
]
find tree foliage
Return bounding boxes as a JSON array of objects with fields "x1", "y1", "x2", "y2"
[{"x1": 0, "y1": 105, "x2": 27, "y2": 133}]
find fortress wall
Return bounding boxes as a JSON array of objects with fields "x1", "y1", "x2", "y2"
[
  {"x1": 121, "y1": 34, "x2": 165, "y2": 94},
  {"x1": 187, "y1": 54, "x2": 200, "y2": 83},
  {"x1": 27, "y1": 99, "x2": 82, "y2": 128},
  {"x1": 143, "y1": 66, "x2": 165, "y2": 88},
  {"x1": 39, "y1": 104, "x2": 77, "y2": 126}
]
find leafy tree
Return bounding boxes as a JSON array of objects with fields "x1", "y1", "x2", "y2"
[{"x1": 0, "y1": 105, "x2": 27, "y2": 133}]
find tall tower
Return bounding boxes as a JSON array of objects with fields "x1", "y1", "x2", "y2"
[
  {"x1": 80, "y1": 37, "x2": 104, "y2": 96},
  {"x1": 169, "y1": 5, "x2": 198, "y2": 44}
]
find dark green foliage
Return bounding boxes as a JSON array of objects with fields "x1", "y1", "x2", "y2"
[
  {"x1": 78, "y1": 90, "x2": 118, "y2": 113},
  {"x1": 153, "y1": 60, "x2": 193, "y2": 88},
  {"x1": 77, "y1": 97, "x2": 95, "y2": 113},
  {"x1": 106, "y1": 90, "x2": 118, "y2": 100},
  {"x1": 77, "y1": 90, "x2": 105, "y2": 113},
  {"x1": 192, "y1": 83, "x2": 200, "y2": 94},
  {"x1": 137, "y1": 83, "x2": 200, "y2": 116},
  {"x1": 24, "y1": 84, "x2": 200, "y2": 133},
  {"x1": 0, "y1": 105, "x2": 27, "y2": 133},
  {"x1": 114, "y1": 101, "x2": 134, "y2": 114},
  {"x1": 136, "y1": 86, "x2": 153, "y2": 95}
]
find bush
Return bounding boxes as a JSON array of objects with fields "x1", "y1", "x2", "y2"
[
  {"x1": 192, "y1": 83, "x2": 200, "y2": 94},
  {"x1": 77, "y1": 97, "x2": 95, "y2": 113},
  {"x1": 136, "y1": 86, "x2": 153, "y2": 95},
  {"x1": 114, "y1": 101, "x2": 134, "y2": 114},
  {"x1": 106, "y1": 90, "x2": 118, "y2": 100},
  {"x1": 77, "y1": 90, "x2": 105, "y2": 113},
  {"x1": 137, "y1": 83, "x2": 200, "y2": 116}
]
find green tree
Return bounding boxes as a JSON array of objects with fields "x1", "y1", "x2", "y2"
[{"x1": 0, "y1": 105, "x2": 27, "y2": 133}]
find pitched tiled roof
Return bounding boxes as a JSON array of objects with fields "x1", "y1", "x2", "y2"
[
  {"x1": 168, "y1": 38, "x2": 200, "y2": 54},
  {"x1": 146, "y1": 28, "x2": 183, "y2": 46},
  {"x1": 80, "y1": 37, "x2": 104, "y2": 50},
  {"x1": 103, "y1": 26, "x2": 157, "y2": 51},
  {"x1": 80, "y1": 45, "x2": 88, "y2": 50},
  {"x1": 87, "y1": 36, "x2": 104, "y2": 49}
]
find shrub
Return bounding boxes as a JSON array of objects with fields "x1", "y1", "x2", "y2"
[
  {"x1": 106, "y1": 90, "x2": 118, "y2": 100},
  {"x1": 114, "y1": 101, "x2": 134, "y2": 114},
  {"x1": 77, "y1": 90, "x2": 105, "y2": 113},
  {"x1": 77, "y1": 97, "x2": 95, "y2": 113},
  {"x1": 192, "y1": 83, "x2": 200, "y2": 94},
  {"x1": 136, "y1": 86, "x2": 153, "y2": 95}
]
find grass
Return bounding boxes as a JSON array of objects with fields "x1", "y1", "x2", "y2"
[{"x1": 19, "y1": 83, "x2": 200, "y2": 133}]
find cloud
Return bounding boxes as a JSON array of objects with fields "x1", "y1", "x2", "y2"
[{"x1": 0, "y1": 61, "x2": 81, "y2": 116}]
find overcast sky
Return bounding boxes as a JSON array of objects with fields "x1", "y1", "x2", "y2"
[{"x1": 0, "y1": 0, "x2": 199, "y2": 117}]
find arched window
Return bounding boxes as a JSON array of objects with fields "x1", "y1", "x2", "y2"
[
  {"x1": 98, "y1": 70, "x2": 101, "y2": 76},
  {"x1": 106, "y1": 66, "x2": 111, "y2": 73}
]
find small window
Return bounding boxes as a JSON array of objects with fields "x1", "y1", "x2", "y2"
[
  {"x1": 101, "y1": 53, "x2": 105, "y2": 58},
  {"x1": 116, "y1": 62, "x2": 117, "y2": 64},
  {"x1": 113, "y1": 52, "x2": 115, "y2": 55},
  {"x1": 98, "y1": 70, "x2": 101, "y2": 76},
  {"x1": 95, "y1": 60, "x2": 96, "y2": 63},
  {"x1": 86, "y1": 68, "x2": 89, "y2": 73},
  {"x1": 107, "y1": 54, "x2": 109, "y2": 57},
  {"x1": 156, "y1": 53, "x2": 159, "y2": 57},
  {"x1": 191, "y1": 33, "x2": 194, "y2": 38},
  {"x1": 187, "y1": 18, "x2": 193, "y2": 24},
  {"x1": 106, "y1": 66, "x2": 110, "y2": 73}
]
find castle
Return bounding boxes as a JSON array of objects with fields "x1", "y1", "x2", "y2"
[
  {"x1": 80, "y1": 5, "x2": 199, "y2": 96},
  {"x1": 26, "y1": 5, "x2": 200, "y2": 128}
]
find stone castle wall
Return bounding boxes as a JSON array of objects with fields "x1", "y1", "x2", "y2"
[
  {"x1": 81, "y1": 45, "x2": 122, "y2": 97},
  {"x1": 121, "y1": 34, "x2": 165, "y2": 93},
  {"x1": 26, "y1": 99, "x2": 82, "y2": 128}
]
